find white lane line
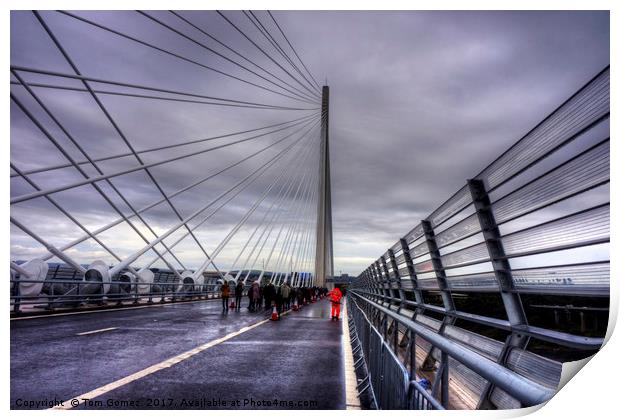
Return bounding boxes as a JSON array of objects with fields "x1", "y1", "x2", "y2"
[
  {"x1": 51, "y1": 310, "x2": 291, "y2": 410},
  {"x1": 342, "y1": 300, "x2": 362, "y2": 410},
  {"x1": 11, "y1": 298, "x2": 223, "y2": 321},
  {"x1": 76, "y1": 327, "x2": 118, "y2": 336}
]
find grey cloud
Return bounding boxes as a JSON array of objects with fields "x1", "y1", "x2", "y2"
[{"x1": 10, "y1": 10, "x2": 609, "y2": 275}]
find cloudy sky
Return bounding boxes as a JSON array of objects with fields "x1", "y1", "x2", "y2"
[{"x1": 10, "y1": 10, "x2": 609, "y2": 276}]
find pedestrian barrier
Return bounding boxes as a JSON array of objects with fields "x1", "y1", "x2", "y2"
[
  {"x1": 9, "y1": 272, "x2": 247, "y2": 313},
  {"x1": 347, "y1": 297, "x2": 444, "y2": 410},
  {"x1": 351, "y1": 65, "x2": 609, "y2": 409}
]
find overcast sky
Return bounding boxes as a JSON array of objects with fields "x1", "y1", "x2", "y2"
[{"x1": 10, "y1": 10, "x2": 609, "y2": 276}]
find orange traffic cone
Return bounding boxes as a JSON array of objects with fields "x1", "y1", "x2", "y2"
[{"x1": 270, "y1": 305, "x2": 279, "y2": 321}]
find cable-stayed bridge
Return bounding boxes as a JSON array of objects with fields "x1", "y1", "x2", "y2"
[{"x1": 10, "y1": 10, "x2": 609, "y2": 411}]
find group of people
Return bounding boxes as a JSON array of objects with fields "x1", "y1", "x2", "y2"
[
  {"x1": 219, "y1": 280, "x2": 342, "y2": 320},
  {"x1": 219, "y1": 280, "x2": 244, "y2": 312}
]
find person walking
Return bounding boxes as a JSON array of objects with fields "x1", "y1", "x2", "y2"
[
  {"x1": 275, "y1": 286, "x2": 283, "y2": 318},
  {"x1": 281, "y1": 282, "x2": 291, "y2": 310},
  {"x1": 300, "y1": 286, "x2": 307, "y2": 305},
  {"x1": 264, "y1": 281, "x2": 276, "y2": 311},
  {"x1": 327, "y1": 286, "x2": 343, "y2": 320},
  {"x1": 252, "y1": 281, "x2": 260, "y2": 311},
  {"x1": 247, "y1": 281, "x2": 254, "y2": 311},
  {"x1": 260, "y1": 285, "x2": 266, "y2": 310},
  {"x1": 290, "y1": 286, "x2": 298, "y2": 309},
  {"x1": 221, "y1": 281, "x2": 231, "y2": 313},
  {"x1": 234, "y1": 280, "x2": 243, "y2": 311}
]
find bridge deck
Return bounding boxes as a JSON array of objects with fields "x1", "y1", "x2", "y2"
[{"x1": 11, "y1": 297, "x2": 346, "y2": 410}]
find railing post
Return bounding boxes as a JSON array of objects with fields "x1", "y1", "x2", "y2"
[
  {"x1": 380, "y1": 255, "x2": 396, "y2": 309},
  {"x1": 467, "y1": 179, "x2": 528, "y2": 330},
  {"x1": 368, "y1": 268, "x2": 376, "y2": 299},
  {"x1": 393, "y1": 319, "x2": 399, "y2": 352},
  {"x1": 373, "y1": 261, "x2": 386, "y2": 301},
  {"x1": 388, "y1": 248, "x2": 405, "y2": 313},
  {"x1": 12, "y1": 279, "x2": 21, "y2": 313},
  {"x1": 148, "y1": 280, "x2": 153, "y2": 304},
  {"x1": 48, "y1": 277, "x2": 55, "y2": 309},
  {"x1": 421, "y1": 220, "x2": 454, "y2": 313},
  {"x1": 468, "y1": 179, "x2": 529, "y2": 408},
  {"x1": 420, "y1": 220, "x2": 455, "y2": 371},
  {"x1": 367, "y1": 266, "x2": 375, "y2": 298},
  {"x1": 440, "y1": 351, "x2": 450, "y2": 407},
  {"x1": 391, "y1": 237, "x2": 422, "y2": 381},
  {"x1": 408, "y1": 330, "x2": 416, "y2": 377},
  {"x1": 400, "y1": 238, "x2": 424, "y2": 313},
  {"x1": 382, "y1": 313, "x2": 388, "y2": 339}
]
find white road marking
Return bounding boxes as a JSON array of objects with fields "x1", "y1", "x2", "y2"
[
  {"x1": 51, "y1": 309, "x2": 291, "y2": 410},
  {"x1": 342, "y1": 300, "x2": 362, "y2": 410},
  {"x1": 76, "y1": 327, "x2": 118, "y2": 336}
]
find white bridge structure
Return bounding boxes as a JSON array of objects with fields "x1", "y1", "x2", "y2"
[
  {"x1": 10, "y1": 10, "x2": 333, "y2": 308},
  {"x1": 9, "y1": 10, "x2": 610, "y2": 411}
]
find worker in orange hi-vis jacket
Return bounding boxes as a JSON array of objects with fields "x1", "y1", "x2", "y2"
[{"x1": 327, "y1": 287, "x2": 343, "y2": 321}]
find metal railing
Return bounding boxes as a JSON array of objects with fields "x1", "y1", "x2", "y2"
[
  {"x1": 9, "y1": 261, "x2": 309, "y2": 314},
  {"x1": 352, "y1": 65, "x2": 610, "y2": 409},
  {"x1": 349, "y1": 292, "x2": 557, "y2": 407},
  {"x1": 9, "y1": 276, "x2": 241, "y2": 314},
  {"x1": 348, "y1": 297, "x2": 444, "y2": 410}
]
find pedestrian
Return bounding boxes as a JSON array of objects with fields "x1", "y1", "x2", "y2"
[
  {"x1": 281, "y1": 282, "x2": 291, "y2": 310},
  {"x1": 235, "y1": 280, "x2": 243, "y2": 311},
  {"x1": 252, "y1": 281, "x2": 261, "y2": 311},
  {"x1": 258, "y1": 285, "x2": 264, "y2": 309},
  {"x1": 265, "y1": 281, "x2": 276, "y2": 311},
  {"x1": 247, "y1": 281, "x2": 254, "y2": 311},
  {"x1": 290, "y1": 286, "x2": 298, "y2": 309},
  {"x1": 221, "y1": 281, "x2": 231, "y2": 312},
  {"x1": 275, "y1": 286, "x2": 283, "y2": 318},
  {"x1": 327, "y1": 286, "x2": 343, "y2": 320},
  {"x1": 300, "y1": 286, "x2": 307, "y2": 305}
]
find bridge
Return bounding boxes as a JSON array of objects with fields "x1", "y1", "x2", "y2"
[{"x1": 10, "y1": 11, "x2": 610, "y2": 410}]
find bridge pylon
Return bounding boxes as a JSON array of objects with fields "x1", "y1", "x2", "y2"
[{"x1": 314, "y1": 86, "x2": 334, "y2": 287}]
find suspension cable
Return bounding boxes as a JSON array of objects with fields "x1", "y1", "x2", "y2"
[
  {"x1": 139, "y1": 11, "x2": 319, "y2": 104},
  {"x1": 216, "y1": 11, "x2": 321, "y2": 101},
  {"x1": 56, "y1": 10, "x2": 319, "y2": 105}
]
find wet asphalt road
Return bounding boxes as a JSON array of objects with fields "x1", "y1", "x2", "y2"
[{"x1": 10, "y1": 297, "x2": 345, "y2": 410}]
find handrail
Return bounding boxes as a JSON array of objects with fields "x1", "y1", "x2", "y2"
[
  {"x1": 350, "y1": 291, "x2": 555, "y2": 407},
  {"x1": 348, "y1": 296, "x2": 444, "y2": 409}
]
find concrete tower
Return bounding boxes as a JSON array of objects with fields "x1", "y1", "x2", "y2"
[{"x1": 314, "y1": 86, "x2": 334, "y2": 287}]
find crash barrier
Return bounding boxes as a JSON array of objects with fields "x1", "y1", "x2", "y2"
[
  {"x1": 348, "y1": 297, "x2": 444, "y2": 410},
  {"x1": 352, "y1": 66, "x2": 609, "y2": 409}
]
